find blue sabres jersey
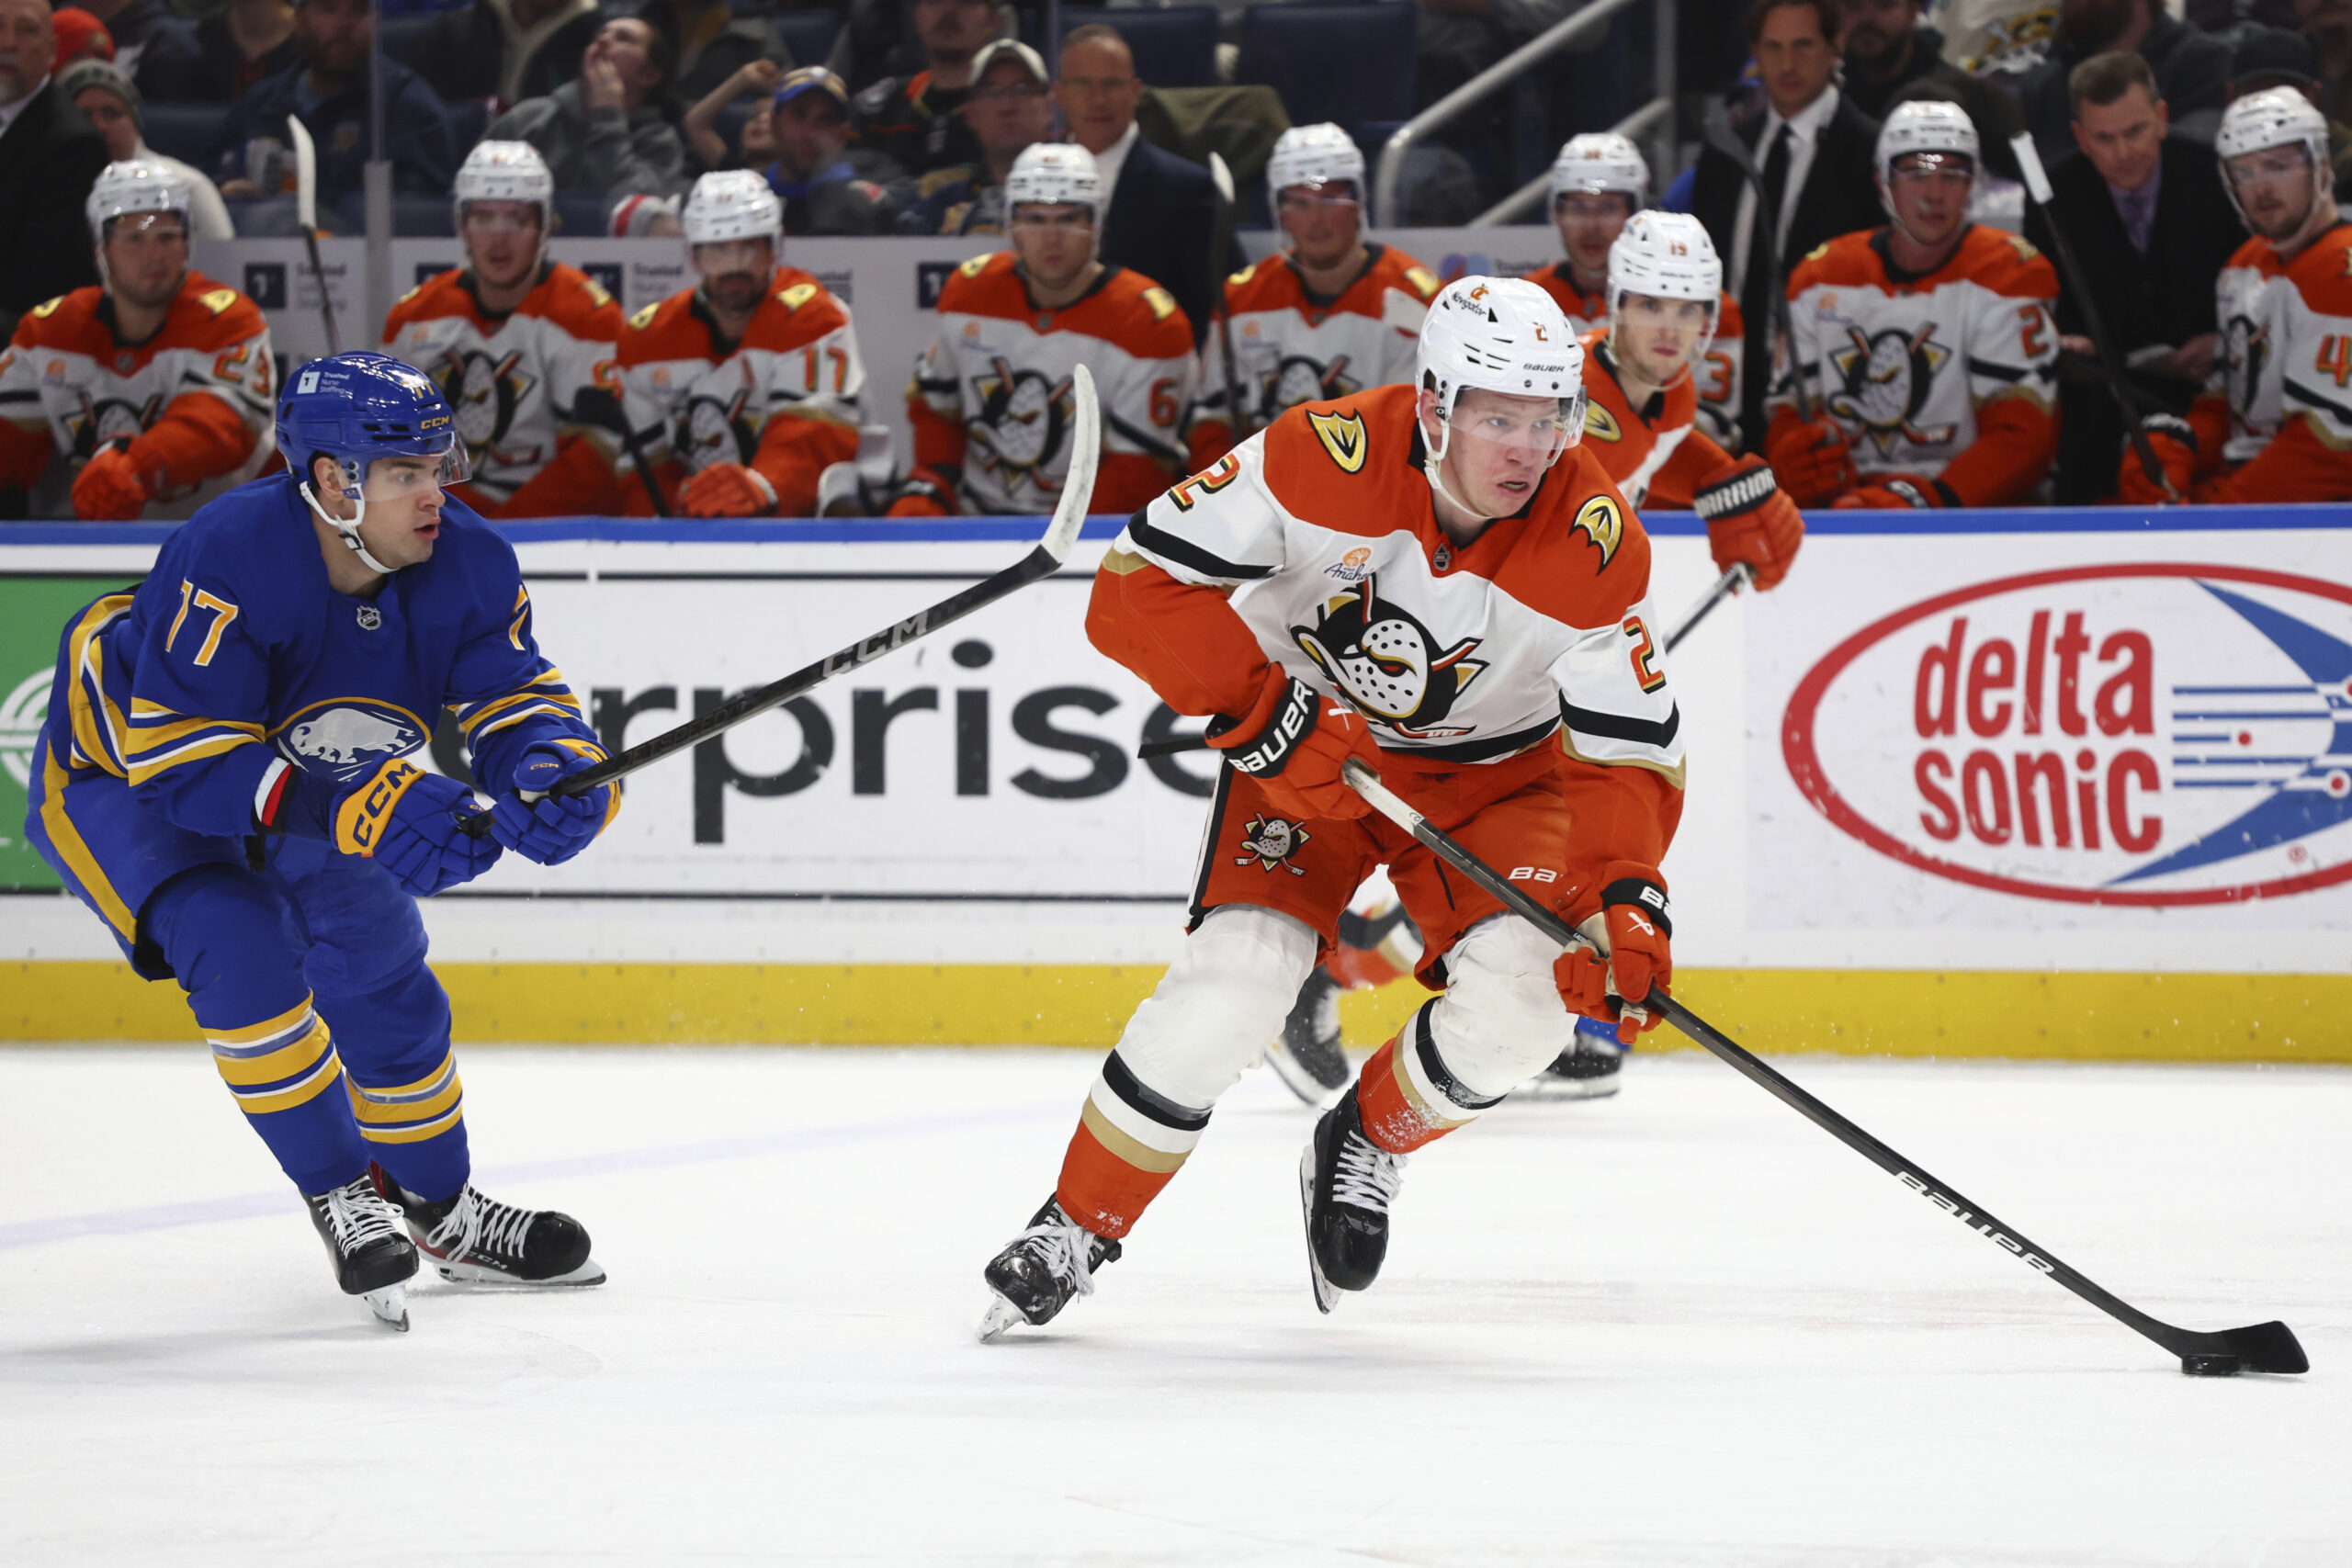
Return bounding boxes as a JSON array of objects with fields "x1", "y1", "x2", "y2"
[{"x1": 49, "y1": 471, "x2": 595, "y2": 842}]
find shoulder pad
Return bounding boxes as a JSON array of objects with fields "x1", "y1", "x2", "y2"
[
  {"x1": 956, "y1": 253, "x2": 992, "y2": 279},
  {"x1": 1143, "y1": 287, "x2": 1177, "y2": 321},
  {"x1": 778, "y1": 281, "x2": 819, "y2": 311},
  {"x1": 1404, "y1": 265, "x2": 1440, "y2": 299},
  {"x1": 628, "y1": 301, "x2": 660, "y2": 332}
]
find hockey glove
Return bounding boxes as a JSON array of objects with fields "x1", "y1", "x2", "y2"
[
  {"x1": 1694, "y1": 457, "x2": 1804, "y2": 591},
  {"x1": 1553, "y1": 863, "x2": 1672, "y2": 1044},
  {"x1": 1834, "y1": 475, "x2": 1958, "y2": 510},
  {"x1": 488, "y1": 740, "x2": 618, "y2": 866},
  {"x1": 882, "y1": 469, "x2": 956, "y2": 517},
  {"x1": 679, "y1": 461, "x2": 779, "y2": 518},
  {"x1": 73, "y1": 442, "x2": 151, "y2": 522},
  {"x1": 1205, "y1": 671, "x2": 1380, "y2": 822},
  {"x1": 333, "y1": 759, "x2": 502, "y2": 897},
  {"x1": 2117, "y1": 414, "x2": 2195, "y2": 505},
  {"x1": 1763, "y1": 415, "x2": 1855, "y2": 506}
]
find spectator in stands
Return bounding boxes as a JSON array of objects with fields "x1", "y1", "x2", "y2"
[
  {"x1": 2011, "y1": 0, "x2": 2233, "y2": 163},
  {"x1": 683, "y1": 54, "x2": 778, "y2": 171},
  {"x1": 2298, "y1": 0, "x2": 2352, "y2": 127},
  {"x1": 2023, "y1": 50, "x2": 2242, "y2": 502},
  {"x1": 2230, "y1": 27, "x2": 2352, "y2": 194},
  {"x1": 61, "y1": 59, "x2": 232, "y2": 237},
  {"x1": 134, "y1": 0, "x2": 296, "y2": 103},
  {"x1": 488, "y1": 15, "x2": 688, "y2": 203},
  {"x1": 390, "y1": 0, "x2": 605, "y2": 109},
  {"x1": 851, "y1": 0, "x2": 994, "y2": 177},
  {"x1": 637, "y1": 0, "x2": 786, "y2": 107},
  {"x1": 753, "y1": 66, "x2": 892, "y2": 233},
  {"x1": 70, "y1": 0, "x2": 191, "y2": 83},
  {"x1": 1839, "y1": 0, "x2": 2028, "y2": 157},
  {"x1": 1057, "y1": 22, "x2": 1228, "y2": 350},
  {"x1": 831, "y1": 0, "x2": 922, "y2": 92},
  {"x1": 217, "y1": 0, "x2": 452, "y2": 212},
  {"x1": 51, "y1": 6, "x2": 108, "y2": 63},
  {"x1": 1690, "y1": 0, "x2": 1883, "y2": 450},
  {"x1": 899, "y1": 37, "x2": 1047, "y2": 235},
  {"x1": 0, "y1": 0, "x2": 112, "y2": 338}
]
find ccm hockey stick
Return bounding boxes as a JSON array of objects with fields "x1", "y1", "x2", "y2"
[
  {"x1": 2007, "y1": 131, "x2": 2182, "y2": 502},
  {"x1": 1338, "y1": 756, "x2": 2309, "y2": 1378},
  {"x1": 454, "y1": 364, "x2": 1102, "y2": 836},
  {"x1": 1206, "y1": 152, "x2": 1251, "y2": 445},
  {"x1": 286, "y1": 116, "x2": 341, "y2": 355}
]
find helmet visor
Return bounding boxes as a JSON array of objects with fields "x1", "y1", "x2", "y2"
[
  {"x1": 1448, "y1": 391, "x2": 1580, "y2": 465},
  {"x1": 361, "y1": 443, "x2": 470, "y2": 497}
]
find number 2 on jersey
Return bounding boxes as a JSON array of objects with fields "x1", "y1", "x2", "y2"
[{"x1": 1623, "y1": 615, "x2": 1665, "y2": 694}]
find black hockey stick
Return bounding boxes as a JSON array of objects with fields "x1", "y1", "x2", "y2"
[
  {"x1": 288, "y1": 116, "x2": 341, "y2": 355},
  {"x1": 453, "y1": 365, "x2": 1102, "y2": 836},
  {"x1": 1206, "y1": 152, "x2": 1252, "y2": 446},
  {"x1": 2007, "y1": 133, "x2": 2182, "y2": 502},
  {"x1": 1339, "y1": 755, "x2": 2308, "y2": 1377},
  {"x1": 1701, "y1": 98, "x2": 1812, "y2": 423},
  {"x1": 571, "y1": 386, "x2": 673, "y2": 517}
]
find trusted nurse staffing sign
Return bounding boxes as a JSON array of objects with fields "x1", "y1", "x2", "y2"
[{"x1": 1782, "y1": 564, "x2": 2352, "y2": 906}]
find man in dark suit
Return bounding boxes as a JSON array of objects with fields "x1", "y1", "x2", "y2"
[
  {"x1": 1690, "y1": 0, "x2": 1883, "y2": 451},
  {"x1": 0, "y1": 0, "x2": 110, "y2": 342},
  {"x1": 1056, "y1": 23, "x2": 1237, "y2": 351},
  {"x1": 2023, "y1": 50, "x2": 2245, "y2": 502}
]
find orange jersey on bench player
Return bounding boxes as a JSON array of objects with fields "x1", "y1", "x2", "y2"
[
  {"x1": 613, "y1": 266, "x2": 865, "y2": 516},
  {"x1": 1526, "y1": 261, "x2": 1746, "y2": 451},
  {"x1": 1187, "y1": 243, "x2": 1437, "y2": 468},
  {"x1": 0, "y1": 270, "x2": 274, "y2": 515},
  {"x1": 2175, "y1": 223, "x2": 2352, "y2": 502},
  {"x1": 909, "y1": 251, "x2": 1194, "y2": 515},
  {"x1": 1576, "y1": 326, "x2": 1750, "y2": 508},
  {"x1": 381, "y1": 263, "x2": 626, "y2": 518}
]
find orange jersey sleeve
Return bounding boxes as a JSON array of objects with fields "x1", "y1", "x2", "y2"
[
  {"x1": 1937, "y1": 395, "x2": 2059, "y2": 507},
  {"x1": 491, "y1": 434, "x2": 625, "y2": 517},
  {"x1": 2193, "y1": 412, "x2": 2352, "y2": 502},
  {"x1": 1085, "y1": 547, "x2": 1270, "y2": 720}
]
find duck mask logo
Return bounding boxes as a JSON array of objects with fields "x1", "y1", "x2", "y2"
[{"x1": 1292, "y1": 574, "x2": 1487, "y2": 739}]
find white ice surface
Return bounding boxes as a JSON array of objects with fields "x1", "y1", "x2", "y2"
[{"x1": 2, "y1": 1046, "x2": 2347, "y2": 1566}]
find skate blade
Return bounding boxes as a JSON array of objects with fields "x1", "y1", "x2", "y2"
[
  {"x1": 977, "y1": 1292, "x2": 1028, "y2": 1343},
  {"x1": 1298, "y1": 1145, "x2": 1339, "y2": 1315},
  {"x1": 428, "y1": 1253, "x2": 607, "y2": 1288},
  {"x1": 361, "y1": 1283, "x2": 409, "y2": 1331},
  {"x1": 1512, "y1": 1074, "x2": 1622, "y2": 1102},
  {"x1": 1263, "y1": 1043, "x2": 1347, "y2": 1110}
]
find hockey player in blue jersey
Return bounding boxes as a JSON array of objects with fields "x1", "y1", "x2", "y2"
[{"x1": 24, "y1": 352, "x2": 621, "y2": 1330}]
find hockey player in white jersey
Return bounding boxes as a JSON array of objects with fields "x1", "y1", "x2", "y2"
[
  {"x1": 380, "y1": 141, "x2": 628, "y2": 517},
  {"x1": 0, "y1": 160, "x2": 273, "y2": 519}
]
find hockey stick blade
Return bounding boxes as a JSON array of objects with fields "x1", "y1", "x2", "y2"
[
  {"x1": 1337, "y1": 757, "x2": 2309, "y2": 1376},
  {"x1": 286, "y1": 115, "x2": 340, "y2": 355},
  {"x1": 455, "y1": 367, "x2": 1102, "y2": 836}
]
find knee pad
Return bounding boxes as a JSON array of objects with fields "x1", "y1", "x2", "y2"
[
  {"x1": 1425, "y1": 914, "x2": 1576, "y2": 1101},
  {"x1": 1115, "y1": 904, "x2": 1318, "y2": 1110}
]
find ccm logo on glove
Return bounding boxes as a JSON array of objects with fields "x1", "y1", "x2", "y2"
[{"x1": 334, "y1": 758, "x2": 427, "y2": 855}]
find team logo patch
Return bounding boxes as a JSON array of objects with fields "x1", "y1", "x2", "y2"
[
  {"x1": 1292, "y1": 574, "x2": 1487, "y2": 739},
  {"x1": 1826, "y1": 323, "x2": 1959, "y2": 457},
  {"x1": 1307, "y1": 409, "x2": 1368, "y2": 473},
  {"x1": 426, "y1": 346, "x2": 541, "y2": 468},
  {"x1": 675, "y1": 379, "x2": 756, "y2": 473},
  {"x1": 275, "y1": 700, "x2": 427, "y2": 784},
  {"x1": 2222, "y1": 310, "x2": 2269, "y2": 427},
  {"x1": 356, "y1": 605, "x2": 381, "y2": 631},
  {"x1": 1583, "y1": 403, "x2": 1623, "y2": 443},
  {"x1": 64, "y1": 392, "x2": 163, "y2": 459},
  {"x1": 1572, "y1": 495, "x2": 1623, "y2": 566},
  {"x1": 1324, "y1": 546, "x2": 1374, "y2": 583},
  {"x1": 1235, "y1": 814, "x2": 1310, "y2": 874},
  {"x1": 970, "y1": 357, "x2": 1077, "y2": 488}
]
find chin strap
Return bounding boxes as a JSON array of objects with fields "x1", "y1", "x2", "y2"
[{"x1": 299, "y1": 479, "x2": 398, "y2": 576}]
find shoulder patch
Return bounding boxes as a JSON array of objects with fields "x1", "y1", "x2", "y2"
[
  {"x1": 1570, "y1": 493, "x2": 1623, "y2": 566},
  {"x1": 957, "y1": 254, "x2": 992, "y2": 279},
  {"x1": 1803, "y1": 242, "x2": 1830, "y2": 264},
  {"x1": 29, "y1": 296, "x2": 63, "y2": 320},
  {"x1": 393, "y1": 282, "x2": 424, "y2": 307},
  {"x1": 1142, "y1": 287, "x2": 1177, "y2": 321},
  {"x1": 582, "y1": 277, "x2": 613, "y2": 308},
  {"x1": 628, "y1": 301, "x2": 660, "y2": 332},
  {"x1": 198, "y1": 288, "x2": 240, "y2": 317},
  {"x1": 778, "y1": 282, "x2": 819, "y2": 311},
  {"x1": 1227, "y1": 262, "x2": 1257, "y2": 288},
  {"x1": 1307, "y1": 408, "x2": 1368, "y2": 473},
  {"x1": 1583, "y1": 403, "x2": 1622, "y2": 443},
  {"x1": 1404, "y1": 265, "x2": 1440, "y2": 300},
  {"x1": 2004, "y1": 233, "x2": 2041, "y2": 263}
]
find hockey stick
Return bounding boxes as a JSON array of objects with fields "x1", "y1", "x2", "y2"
[
  {"x1": 1206, "y1": 152, "x2": 1251, "y2": 446},
  {"x1": 1335, "y1": 754, "x2": 2306, "y2": 1376},
  {"x1": 287, "y1": 116, "x2": 341, "y2": 355},
  {"x1": 453, "y1": 365, "x2": 1102, "y2": 835},
  {"x1": 2007, "y1": 132, "x2": 2182, "y2": 503},
  {"x1": 1700, "y1": 98, "x2": 1811, "y2": 423},
  {"x1": 571, "y1": 386, "x2": 673, "y2": 517}
]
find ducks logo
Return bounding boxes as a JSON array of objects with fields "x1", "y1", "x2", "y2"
[
  {"x1": 1292, "y1": 575, "x2": 1487, "y2": 739},
  {"x1": 1235, "y1": 814, "x2": 1309, "y2": 874},
  {"x1": 1826, "y1": 322, "x2": 1958, "y2": 457},
  {"x1": 971, "y1": 358, "x2": 1076, "y2": 488}
]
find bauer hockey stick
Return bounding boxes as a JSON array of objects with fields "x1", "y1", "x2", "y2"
[
  {"x1": 454, "y1": 364, "x2": 1102, "y2": 836},
  {"x1": 287, "y1": 116, "x2": 341, "y2": 355},
  {"x1": 1337, "y1": 755, "x2": 2309, "y2": 1378},
  {"x1": 1700, "y1": 98, "x2": 1811, "y2": 424},
  {"x1": 2007, "y1": 132, "x2": 2182, "y2": 503},
  {"x1": 1206, "y1": 152, "x2": 1251, "y2": 445}
]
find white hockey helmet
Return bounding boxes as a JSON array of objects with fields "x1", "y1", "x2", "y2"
[
  {"x1": 1606, "y1": 211, "x2": 1722, "y2": 385},
  {"x1": 684, "y1": 170, "x2": 785, "y2": 247},
  {"x1": 2214, "y1": 87, "x2": 2332, "y2": 229},
  {"x1": 452, "y1": 141, "x2": 555, "y2": 271},
  {"x1": 1549, "y1": 132, "x2": 1648, "y2": 207},
  {"x1": 1267, "y1": 122, "x2": 1365, "y2": 209},
  {"x1": 1005, "y1": 142, "x2": 1104, "y2": 226},
  {"x1": 1415, "y1": 276, "x2": 1585, "y2": 508},
  {"x1": 1875, "y1": 98, "x2": 1980, "y2": 188},
  {"x1": 86, "y1": 158, "x2": 192, "y2": 245}
]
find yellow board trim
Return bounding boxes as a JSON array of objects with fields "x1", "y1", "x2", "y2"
[{"x1": 7, "y1": 963, "x2": 2352, "y2": 1063}]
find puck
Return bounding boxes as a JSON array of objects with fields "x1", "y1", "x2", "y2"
[{"x1": 2181, "y1": 1352, "x2": 2243, "y2": 1377}]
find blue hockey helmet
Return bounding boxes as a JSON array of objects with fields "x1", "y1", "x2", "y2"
[{"x1": 277, "y1": 352, "x2": 470, "y2": 572}]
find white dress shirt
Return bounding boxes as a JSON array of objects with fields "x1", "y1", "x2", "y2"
[
  {"x1": 1089, "y1": 120, "x2": 1141, "y2": 207},
  {"x1": 1728, "y1": 84, "x2": 1843, "y2": 294}
]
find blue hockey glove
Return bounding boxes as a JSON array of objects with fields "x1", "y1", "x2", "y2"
[
  {"x1": 333, "y1": 759, "x2": 503, "y2": 896},
  {"x1": 489, "y1": 741, "x2": 616, "y2": 866}
]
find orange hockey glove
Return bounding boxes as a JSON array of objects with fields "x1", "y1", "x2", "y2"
[
  {"x1": 1693, "y1": 457, "x2": 1804, "y2": 591},
  {"x1": 73, "y1": 443, "x2": 151, "y2": 521},
  {"x1": 1834, "y1": 475, "x2": 1958, "y2": 509},
  {"x1": 883, "y1": 469, "x2": 956, "y2": 517},
  {"x1": 1764, "y1": 415, "x2": 1855, "y2": 506},
  {"x1": 1205, "y1": 671, "x2": 1380, "y2": 822},
  {"x1": 679, "y1": 462, "x2": 778, "y2": 518},
  {"x1": 1552, "y1": 863, "x2": 1672, "y2": 1043},
  {"x1": 2116, "y1": 413, "x2": 2195, "y2": 505}
]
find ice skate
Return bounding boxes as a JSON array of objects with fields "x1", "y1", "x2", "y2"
[
  {"x1": 1521, "y1": 1018, "x2": 1627, "y2": 1100},
  {"x1": 1299, "y1": 1086, "x2": 1408, "y2": 1313},
  {"x1": 373, "y1": 1165, "x2": 605, "y2": 1287},
  {"x1": 304, "y1": 1173, "x2": 420, "y2": 1331},
  {"x1": 978, "y1": 1197, "x2": 1122, "y2": 1340},
  {"x1": 1265, "y1": 965, "x2": 1350, "y2": 1106}
]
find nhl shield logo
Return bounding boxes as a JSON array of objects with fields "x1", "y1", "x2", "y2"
[
  {"x1": 1236, "y1": 814, "x2": 1310, "y2": 874},
  {"x1": 356, "y1": 604, "x2": 382, "y2": 630}
]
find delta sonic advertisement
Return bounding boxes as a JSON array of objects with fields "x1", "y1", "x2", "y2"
[{"x1": 1749, "y1": 522, "x2": 2352, "y2": 949}]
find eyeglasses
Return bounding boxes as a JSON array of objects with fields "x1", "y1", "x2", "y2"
[{"x1": 1059, "y1": 75, "x2": 1138, "y2": 97}]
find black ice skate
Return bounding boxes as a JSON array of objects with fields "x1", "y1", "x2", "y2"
[
  {"x1": 1266, "y1": 965, "x2": 1350, "y2": 1105},
  {"x1": 1525, "y1": 1021, "x2": 1627, "y2": 1100},
  {"x1": 978, "y1": 1197, "x2": 1122, "y2": 1341},
  {"x1": 372, "y1": 1165, "x2": 605, "y2": 1287},
  {"x1": 304, "y1": 1173, "x2": 420, "y2": 1330},
  {"x1": 1299, "y1": 1087, "x2": 1408, "y2": 1314}
]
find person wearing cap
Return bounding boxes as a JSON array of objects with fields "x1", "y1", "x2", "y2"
[
  {"x1": 65, "y1": 0, "x2": 195, "y2": 83},
  {"x1": 485, "y1": 14, "x2": 687, "y2": 204},
  {"x1": 62, "y1": 59, "x2": 232, "y2": 239},
  {"x1": 759, "y1": 65, "x2": 893, "y2": 235},
  {"x1": 2227, "y1": 25, "x2": 2352, "y2": 197},
  {"x1": 897, "y1": 38, "x2": 1050, "y2": 236},
  {"x1": 0, "y1": 0, "x2": 112, "y2": 344},
  {"x1": 50, "y1": 6, "x2": 109, "y2": 63},
  {"x1": 849, "y1": 0, "x2": 995, "y2": 179},
  {"x1": 2020, "y1": 49, "x2": 2241, "y2": 502},
  {"x1": 0, "y1": 159, "x2": 274, "y2": 519}
]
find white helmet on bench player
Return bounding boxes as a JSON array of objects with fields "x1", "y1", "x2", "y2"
[
  {"x1": 453, "y1": 141, "x2": 555, "y2": 266},
  {"x1": 1006, "y1": 143, "x2": 1104, "y2": 230},
  {"x1": 684, "y1": 170, "x2": 784, "y2": 246},
  {"x1": 1267, "y1": 122, "x2": 1365, "y2": 209},
  {"x1": 2214, "y1": 87, "x2": 2332, "y2": 231},
  {"x1": 1607, "y1": 210, "x2": 1722, "y2": 385},
  {"x1": 87, "y1": 159, "x2": 191, "y2": 288},
  {"x1": 1875, "y1": 99, "x2": 1979, "y2": 201},
  {"x1": 1416, "y1": 276, "x2": 1583, "y2": 513},
  {"x1": 1550, "y1": 132, "x2": 1647, "y2": 207}
]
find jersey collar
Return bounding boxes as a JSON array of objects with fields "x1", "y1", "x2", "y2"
[
  {"x1": 1871, "y1": 222, "x2": 1973, "y2": 286},
  {"x1": 1589, "y1": 337, "x2": 1666, "y2": 424},
  {"x1": 1283, "y1": 241, "x2": 1383, "y2": 311}
]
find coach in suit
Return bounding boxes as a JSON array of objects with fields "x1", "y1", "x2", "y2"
[
  {"x1": 1690, "y1": 0, "x2": 1883, "y2": 451},
  {"x1": 0, "y1": 0, "x2": 110, "y2": 341}
]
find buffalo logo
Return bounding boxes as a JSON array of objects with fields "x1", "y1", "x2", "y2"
[
  {"x1": 1235, "y1": 813, "x2": 1309, "y2": 874},
  {"x1": 276, "y1": 702, "x2": 426, "y2": 784},
  {"x1": 65, "y1": 393, "x2": 163, "y2": 458},
  {"x1": 1267, "y1": 354, "x2": 1358, "y2": 416},
  {"x1": 1583, "y1": 403, "x2": 1623, "y2": 443},
  {"x1": 1325, "y1": 545, "x2": 1374, "y2": 583},
  {"x1": 355, "y1": 604, "x2": 381, "y2": 631},
  {"x1": 1293, "y1": 575, "x2": 1487, "y2": 739},
  {"x1": 971, "y1": 357, "x2": 1075, "y2": 487},
  {"x1": 1571, "y1": 494, "x2": 1623, "y2": 566},
  {"x1": 1307, "y1": 408, "x2": 1367, "y2": 473},
  {"x1": 1826, "y1": 323, "x2": 1958, "y2": 456},
  {"x1": 427, "y1": 346, "x2": 541, "y2": 467},
  {"x1": 2222, "y1": 310, "x2": 2268, "y2": 435}
]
